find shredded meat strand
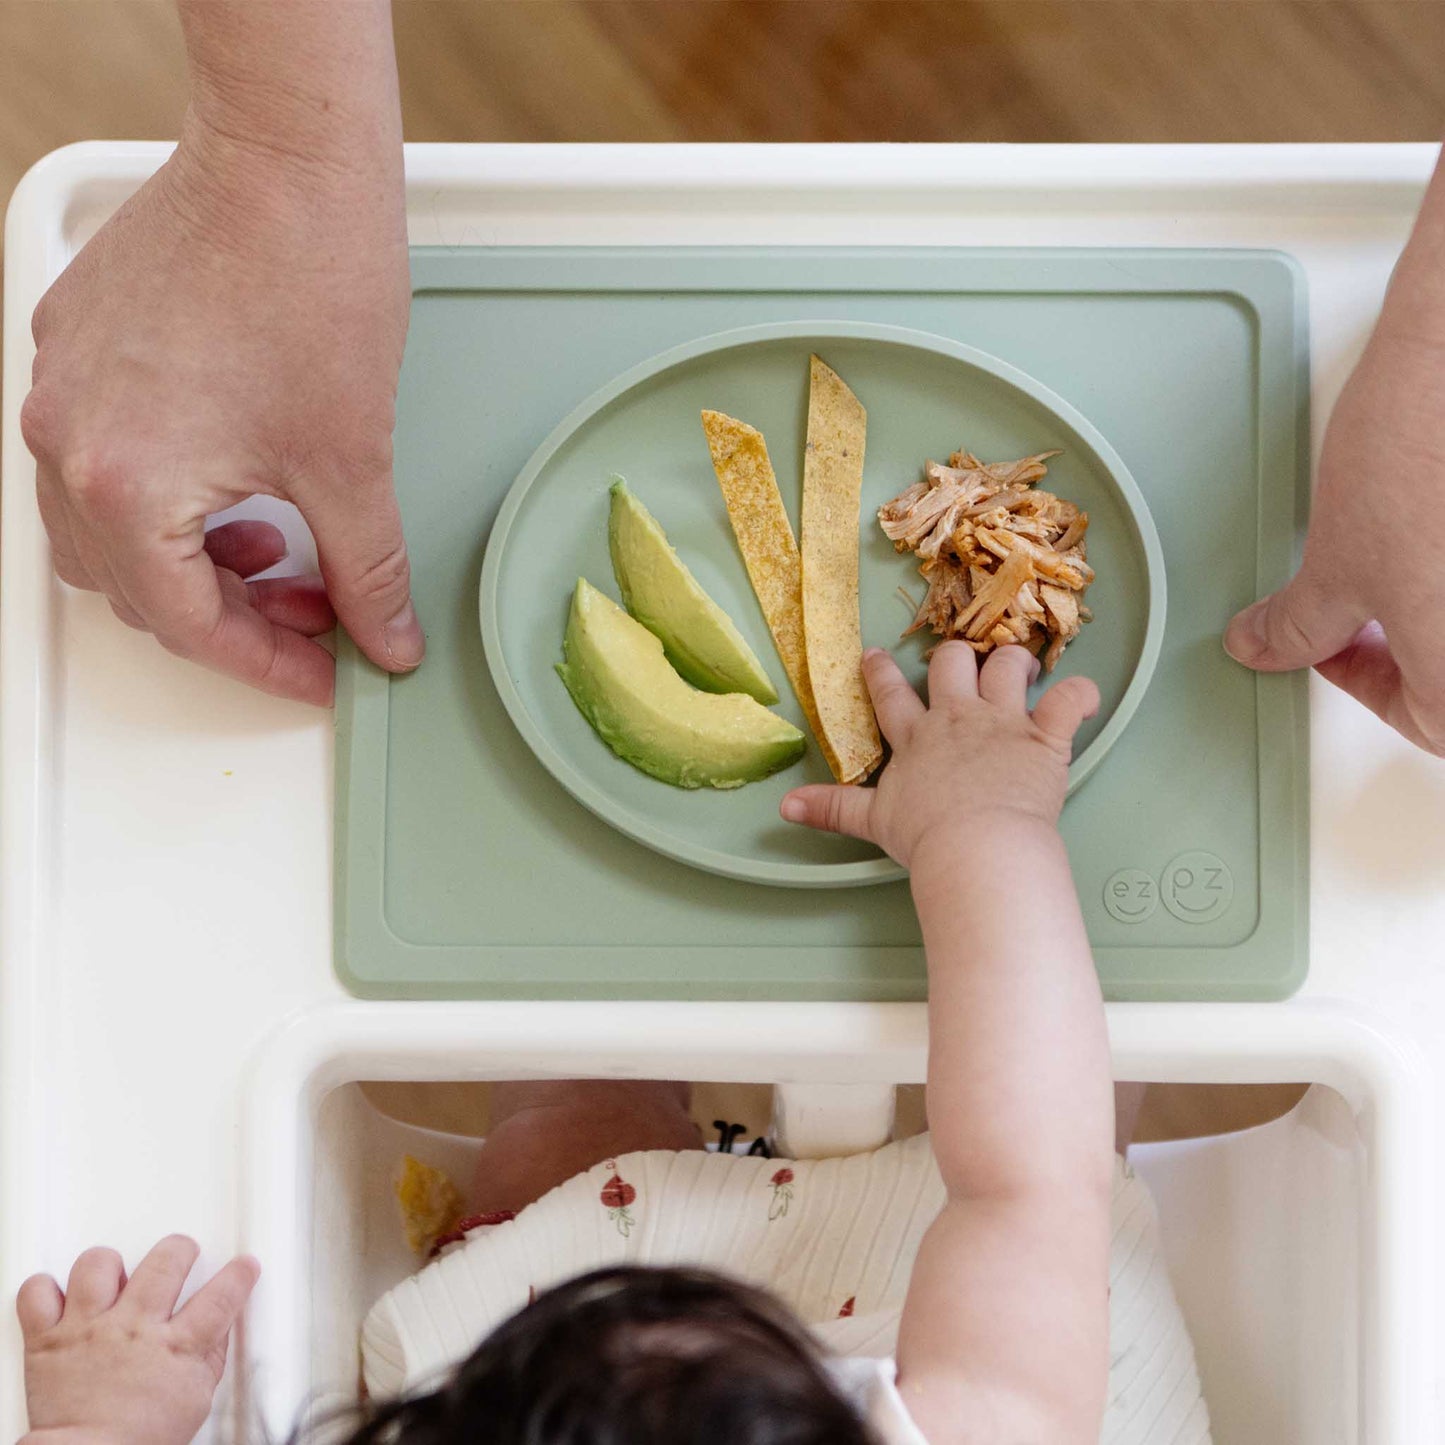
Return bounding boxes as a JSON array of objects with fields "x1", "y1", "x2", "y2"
[{"x1": 881, "y1": 447, "x2": 1092, "y2": 670}]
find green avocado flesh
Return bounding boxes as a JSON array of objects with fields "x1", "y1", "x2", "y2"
[
  {"x1": 607, "y1": 476, "x2": 778, "y2": 704},
  {"x1": 556, "y1": 579, "x2": 806, "y2": 790}
]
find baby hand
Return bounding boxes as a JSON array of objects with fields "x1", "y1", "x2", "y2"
[
  {"x1": 781, "y1": 643, "x2": 1099, "y2": 869},
  {"x1": 18, "y1": 1236, "x2": 259, "y2": 1445}
]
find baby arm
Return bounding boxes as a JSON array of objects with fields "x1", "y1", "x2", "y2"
[
  {"x1": 783, "y1": 643, "x2": 1112, "y2": 1444},
  {"x1": 17, "y1": 1237, "x2": 258, "y2": 1445}
]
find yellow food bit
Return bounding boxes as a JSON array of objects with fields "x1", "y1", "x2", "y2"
[{"x1": 394, "y1": 1155, "x2": 464, "y2": 1257}]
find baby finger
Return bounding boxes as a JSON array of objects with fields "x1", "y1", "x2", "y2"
[
  {"x1": 780, "y1": 783, "x2": 875, "y2": 842},
  {"x1": 1031, "y1": 674, "x2": 1101, "y2": 745},
  {"x1": 977, "y1": 644, "x2": 1039, "y2": 710},
  {"x1": 15, "y1": 1273, "x2": 64, "y2": 1338},
  {"x1": 861, "y1": 648, "x2": 924, "y2": 746}
]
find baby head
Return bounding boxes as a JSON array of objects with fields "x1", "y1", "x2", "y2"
[{"x1": 324, "y1": 1266, "x2": 876, "y2": 1444}]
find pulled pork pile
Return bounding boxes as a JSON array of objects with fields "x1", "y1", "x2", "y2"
[{"x1": 878, "y1": 448, "x2": 1092, "y2": 670}]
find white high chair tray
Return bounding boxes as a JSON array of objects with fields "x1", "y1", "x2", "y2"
[{"x1": 2, "y1": 144, "x2": 1443, "y2": 1444}]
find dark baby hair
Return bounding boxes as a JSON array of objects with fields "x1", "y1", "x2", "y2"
[{"x1": 305, "y1": 1265, "x2": 877, "y2": 1445}]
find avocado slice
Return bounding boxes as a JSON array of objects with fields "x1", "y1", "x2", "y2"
[
  {"x1": 608, "y1": 477, "x2": 779, "y2": 704},
  {"x1": 556, "y1": 579, "x2": 805, "y2": 790}
]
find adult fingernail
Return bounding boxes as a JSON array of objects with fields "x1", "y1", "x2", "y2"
[
  {"x1": 780, "y1": 796, "x2": 806, "y2": 823},
  {"x1": 1028, "y1": 655, "x2": 1042, "y2": 684},
  {"x1": 382, "y1": 600, "x2": 425, "y2": 670},
  {"x1": 1224, "y1": 601, "x2": 1267, "y2": 664}
]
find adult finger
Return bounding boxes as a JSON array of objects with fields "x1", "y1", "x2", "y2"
[
  {"x1": 204, "y1": 1330, "x2": 233, "y2": 1384},
  {"x1": 977, "y1": 645, "x2": 1038, "y2": 710},
  {"x1": 48, "y1": 536, "x2": 95, "y2": 590},
  {"x1": 35, "y1": 467, "x2": 96, "y2": 590},
  {"x1": 170, "y1": 1255, "x2": 260, "y2": 1357},
  {"x1": 203, "y1": 520, "x2": 288, "y2": 579},
  {"x1": 1225, "y1": 563, "x2": 1367, "y2": 674},
  {"x1": 64, "y1": 1247, "x2": 126, "y2": 1317},
  {"x1": 860, "y1": 648, "x2": 924, "y2": 747},
  {"x1": 247, "y1": 577, "x2": 337, "y2": 637},
  {"x1": 780, "y1": 784, "x2": 875, "y2": 841},
  {"x1": 102, "y1": 526, "x2": 335, "y2": 707},
  {"x1": 926, "y1": 640, "x2": 980, "y2": 705},
  {"x1": 214, "y1": 568, "x2": 335, "y2": 638},
  {"x1": 1316, "y1": 623, "x2": 1445, "y2": 757},
  {"x1": 120, "y1": 1235, "x2": 199, "y2": 1319},
  {"x1": 1032, "y1": 674, "x2": 1101, "y2": 747},
  {"x1": 110, "y1": 598, "x2": 149, "y2": 631},
  {"x1": 1383, "y1": 603, "x2": 1445, "y2": 753},
  {"x1": 67, "y1": 506, "x2": 141, "y2": 616},
  {"x1": 301, "y1": 474, "x2": 424, "y2": 674},
  {"x1": 15, "y1": 1274, "x2": 64, "y2": 1338}
]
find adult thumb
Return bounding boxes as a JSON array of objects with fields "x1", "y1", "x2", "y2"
[
  {"x1": 1224, "y1": 566, "x2": 1366, "y2": 674},
  {"x1": 304, "y1": 481, "x2": 425, "y2": 674}
]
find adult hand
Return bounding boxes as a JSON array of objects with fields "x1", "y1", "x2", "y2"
[
  {"x1": 1225, "y1": 159, "x2": 1445, "y2": 756},
  {"x1": 18, "y1": 1236, "x2": 258, "y2": 1445},
  {"x1": 19, "y1": 0, "x2": 417, "y2": 707}
]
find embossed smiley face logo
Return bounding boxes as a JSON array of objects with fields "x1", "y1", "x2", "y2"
[
  {"x1": 1103, "y1": 869, "x2": 1157, "y2": 925},
  {"x1": 1161, "y1": 852, "x2": 1233, "y2": 925}
]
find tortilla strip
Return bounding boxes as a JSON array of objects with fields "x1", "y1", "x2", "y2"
[
  {"x1": 700, "y1": 409, "x2": 826, "y2": 753},
  {"x1": 801, "y1": 356, "x2": 882, "y2": 784}
]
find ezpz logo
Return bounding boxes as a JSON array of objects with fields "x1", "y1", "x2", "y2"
[
  {"x1": 1103, "y1": 868, "x2": 1157, "y2": 924},
  {"x1": 1104, "y1": 853, "x2": 1233, "y2": 926}
]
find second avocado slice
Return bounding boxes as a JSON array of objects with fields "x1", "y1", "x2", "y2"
[
  {"x1": 608, "y1": 476, "x2": 779, "y2": 704},
  {"x1": 557, "y1": 579, "x2": 805, "y2": 790}
]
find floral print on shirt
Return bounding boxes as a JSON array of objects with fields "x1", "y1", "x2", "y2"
[
  {"x1": 600, "y1": 1160, "x2": 637, "y2": 1236},
  {"x1": 768, "y1": 1167, "x2": 795, "y2": 1221}
]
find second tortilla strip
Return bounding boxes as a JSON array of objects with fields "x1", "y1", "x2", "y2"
[
  {"x1": 700, "y1": 409, "x2": 827, "y2": 760},
  {"x1": 802, "y1": 356, "x2": 882, "y2": 784}
]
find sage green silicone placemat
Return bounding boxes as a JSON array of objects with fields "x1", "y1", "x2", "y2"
[{"x1": 335, "y1": 247, "x2": 1309, "y2": 1001}]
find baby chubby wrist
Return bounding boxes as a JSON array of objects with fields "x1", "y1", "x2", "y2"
[{"x1": 907, "y1": 809, "x2": 1065, "y2": 893}]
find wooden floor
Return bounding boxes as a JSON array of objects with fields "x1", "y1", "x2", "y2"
[
  {"x1": 7, "y1": 0, "x2": 1418, "y2": 1141},
  {"x1": 1, "y1": 0, "x2": 1442, "y2": 207}
]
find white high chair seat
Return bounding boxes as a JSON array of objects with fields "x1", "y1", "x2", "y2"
[
  {"x1": 1131, "y1": 1084, "x2": 1362, "y2": 1445},
  {"x1": 770, "y1": 1081, "x2": 898, "y2": 1158},
  {"x1": 299, "y1": 1075, "x2": 1365, "y2": 1442}
]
